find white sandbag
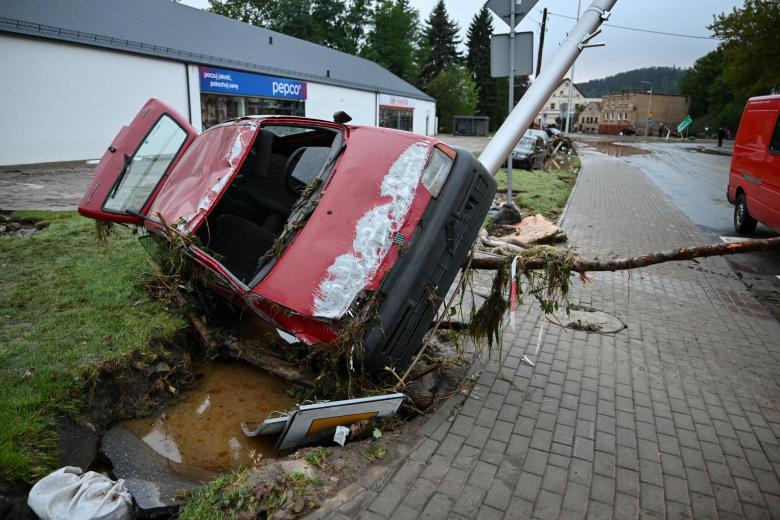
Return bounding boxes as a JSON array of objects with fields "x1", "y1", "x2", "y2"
[{"x1": 28, "y1": 466, "x2": 132, "y2": 520}]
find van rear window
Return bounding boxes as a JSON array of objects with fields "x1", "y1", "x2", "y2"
[{"x1": 771, "y1": 114, "x2": 780, "y2": 153}]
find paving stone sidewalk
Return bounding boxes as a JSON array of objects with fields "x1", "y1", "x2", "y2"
[{"x1": 317, "y1": 151, "x2": 780, "y2": 519}]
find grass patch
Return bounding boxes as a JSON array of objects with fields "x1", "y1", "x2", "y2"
[
  {"x1": 494, "y1": 157, "x2": 581, "y2": 220},
  {"x1": 0, "y1": 211, "x2": 185, "y2": 482},
  {"x1": 304, "y1": 447, "x2": 328, "y2": 468},
  {"x1": 179, "y1": 469, "x2": 322, "y2": 519}
]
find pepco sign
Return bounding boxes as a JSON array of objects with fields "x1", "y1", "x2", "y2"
[{"x1": 199, "y1": 66, "x2": 307, "y2": 101}]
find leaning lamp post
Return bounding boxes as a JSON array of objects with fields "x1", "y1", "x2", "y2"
[
  {"x1": 641, "y1": 80, "x2": 653, "y2": 137},
  {"x1": 480, "y1": 0, "x2": 618, "y2": 176}
]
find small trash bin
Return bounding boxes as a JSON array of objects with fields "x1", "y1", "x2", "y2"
[{"x1": 453, "y1": 116, "x2": 490, "y2": 136}]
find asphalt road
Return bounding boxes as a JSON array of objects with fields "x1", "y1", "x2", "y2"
[{"x1": 574, "y1": 136, "x2": 780, "y2": 318}]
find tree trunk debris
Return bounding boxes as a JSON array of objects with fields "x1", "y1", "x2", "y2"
[{"x1": 470, "y1": 237, "x2": 780, "y2": 272}]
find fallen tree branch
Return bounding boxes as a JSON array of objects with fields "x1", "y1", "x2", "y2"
[{"x1": 470, "y1": 238, "x2": 780, "y2": 272}]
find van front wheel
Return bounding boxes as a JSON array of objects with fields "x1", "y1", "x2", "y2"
[{"x1": 734, "y1": 193, "x2": 758, "y2": 234}]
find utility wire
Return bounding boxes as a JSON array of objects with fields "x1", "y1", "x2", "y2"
[{"x1": 547, "y1": 11, "x2": 722, "y2": 40}]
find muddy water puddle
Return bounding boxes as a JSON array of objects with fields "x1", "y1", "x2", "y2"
[
  {"x1": 122, "y1": 361, "x2": 296, "y2": 472},
  {"x1": 588, "y1": 141, "x2": 649, "y2": 157}
]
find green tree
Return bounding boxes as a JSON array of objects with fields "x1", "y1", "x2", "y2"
[
  {"x1": 208, "y1": 0, "x2": 269, "y2": 25},
  {"x1": 679, "y1": 48, "x2": 726, "y2": 119},
  {"x1": 710, "y1": 0, "x2": 780, "y2": 101},
  {"x1": 427, "y1": 66, "x2": 478, "y2": 133},
  {"x1": 420, "y1": 0, "x2": 461, "y2": 86},
  {"x1": 466, "y1": 4, "x2": 504, "y2": 130},
  {"x1": 209, "y1": 0, "x2": 373, "y2": 54},
  {"x1": 362, "y1": 0, "x2": 421, "y2": 85},
  {"x1": 340, "y1": 0, "x2": 374, "y2": 54},
  {"x1": 679, "y1": 1, "x2": 780, "y2": 132}
]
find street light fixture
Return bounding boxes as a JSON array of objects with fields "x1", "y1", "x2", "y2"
[{"x1": 640, "y1": 80, "x2": 653, "y2": 137}]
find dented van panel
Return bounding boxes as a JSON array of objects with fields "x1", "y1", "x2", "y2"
[{"x1": 149, "y1": 123, "x2": 260, "y2": 231}]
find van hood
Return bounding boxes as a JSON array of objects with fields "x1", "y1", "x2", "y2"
[{"x1": 254, "y1": 127, "x2": 435, "y2": 320}]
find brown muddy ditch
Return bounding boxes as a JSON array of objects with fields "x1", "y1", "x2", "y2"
[
  {"x1": 121, "y1": 361, "x2": 295, "y2": 472},
  {"x1": 42, "y1": 309, "x2": 470, "y2": 518}
]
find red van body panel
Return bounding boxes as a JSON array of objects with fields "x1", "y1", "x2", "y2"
[{"x1": 728, "y1": 95, "x2": 780, "y2": 233}]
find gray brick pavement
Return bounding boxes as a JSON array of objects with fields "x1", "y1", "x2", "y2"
[{"x1": 319, "y1": 151, "x2": 780, "y2": 519}]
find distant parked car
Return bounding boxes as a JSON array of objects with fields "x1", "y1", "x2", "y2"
[
  {"x1": 727, "y1": 94, "x2": 780, "y2": 234},
  {"x1": 78, "y1": 99, "x2": 496, "y2": 370},
  {"x1": 512, "y1": 134, "x2": 546, "y2": 170}
]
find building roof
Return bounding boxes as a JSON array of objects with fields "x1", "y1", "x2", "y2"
[{"x1": 0, "y1": 0, "x2": 433, "y2": 101}]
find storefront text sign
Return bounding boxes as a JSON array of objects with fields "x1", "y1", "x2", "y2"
[{"x1": 199, "y1": 67, "x2": 307, "y2": 101}]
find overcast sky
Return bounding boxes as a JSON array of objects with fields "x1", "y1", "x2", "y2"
[{"x1": 180, "y1": 0, "x2": 743, "y2": 82}]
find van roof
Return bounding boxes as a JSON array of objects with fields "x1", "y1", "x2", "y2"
[{"x1": 747, "y1": 94, "x2": 780, "y2": 104}]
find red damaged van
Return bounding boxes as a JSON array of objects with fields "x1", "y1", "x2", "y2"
[
  {"x1": 728, "y1": 94, "x2": 780, "y2": 234},
  {"x1": 79, "y1": 99, "x2": 495, "y2": 369}
]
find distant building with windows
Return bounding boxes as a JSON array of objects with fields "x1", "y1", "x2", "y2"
[
  {"x1": 599, "y1": 92, "x2": 690, "y2": 135},
  {"x1": 577, "y1": 102, "x2": 602, "y2": 133},
  {"x1": 534, "y1": 79, "x2": 599, "y2": 129},
  {"x1": 0, "y1": 0, "x2": 436, "y2": 166}
]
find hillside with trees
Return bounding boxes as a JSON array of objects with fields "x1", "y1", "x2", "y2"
[{"x1": 576, "y1": 66, "x2": 688, "y2": 97}]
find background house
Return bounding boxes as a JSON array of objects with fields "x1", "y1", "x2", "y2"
[
  {"x1": 577, "y1": 101, "x2": 602, "y2": 133},
  {"x1": 599, "y1": 92, "x2": 690, "y2": 135},
  {"x1": 535, "y1": 79, "x2": 599, "y2": 129}
]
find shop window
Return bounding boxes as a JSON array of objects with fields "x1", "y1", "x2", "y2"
[
  {"x1": 201, "y1": 94, "x2": 305, "y2": 129},
  {"x1": 379, "y1": 107, "x2": 413, "y2": 131}
]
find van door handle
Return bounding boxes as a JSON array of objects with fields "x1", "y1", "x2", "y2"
[{"x1": 740, "y1": 173, "x2": 762, "y2": 185}]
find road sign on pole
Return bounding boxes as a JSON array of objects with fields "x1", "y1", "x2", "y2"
[
  {"x1": 488, "y1": 0, "x2": 540, "y2": 28},
  {"x1": 677, "y1": 115, "x2": 693, "y2": 134},
  {"x1": 486, "y1": 0, "x2": 539, "y2": 201},
  {"x1": 490, "y1": 33, "x2": 534, "y2": 77}
]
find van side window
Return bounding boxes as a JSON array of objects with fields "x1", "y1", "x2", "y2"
[
  {"x1": 769, "y1": 115, "x2": 780, "y2": 153},
  {"x1": 771, "y1": 114, "x2": 780, "y2": 153}
]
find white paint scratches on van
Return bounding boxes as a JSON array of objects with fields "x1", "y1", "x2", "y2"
[{"x1": 313, "y1": 141, "x2": 430, "y2": 319}]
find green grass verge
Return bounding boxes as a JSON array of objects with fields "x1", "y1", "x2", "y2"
[
  {"x1": 179, "y1": 469, "x2": 321, "y2": 519},
  {"x1": 0, "y1": 211, "x2": 185, "y2": 483},
  {"x1": 494, "y1": 157, "x2": 581, "y2": 220}
]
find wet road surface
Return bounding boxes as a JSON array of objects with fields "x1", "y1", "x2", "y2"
[
  {"x1": 0, "y1": 161, "x2": 95, "y2": 211},
  {"x1": 576, "y1": 137, "x2": 780, "y2": 318}
]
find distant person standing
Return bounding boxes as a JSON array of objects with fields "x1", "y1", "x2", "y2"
[{"x1": 717, "y1": 127, "x2": 725, "y2": 147}]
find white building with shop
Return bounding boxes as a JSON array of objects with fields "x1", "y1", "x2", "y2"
[{"x1": 0, "y1": 0, "x2": 436, "y2": 166}]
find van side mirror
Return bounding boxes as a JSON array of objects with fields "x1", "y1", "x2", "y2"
[{"x1": 333, "y1": 111, "x2": 352, "y2": 124}]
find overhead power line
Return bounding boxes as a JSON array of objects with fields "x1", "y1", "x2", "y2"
[{"x1": 547, "y1": 11, "x2": 722, "y2": 40}]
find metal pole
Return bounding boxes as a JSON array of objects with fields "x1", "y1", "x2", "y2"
[
  {"x1": 641, "y1": 80, "x2": 652, "y2": 137},
  {"x1": 506, "y1": 0, "x2": 516, "y2": 202},
  {"x1": 536, "y1": 7, "x2": 548, "y2": 78},
  {"x1": 564, "y1": 0, "x2": 582, "y2": 134},
  {"x1": 480, "y1": 0, "x2": 617, "y2": 175}
]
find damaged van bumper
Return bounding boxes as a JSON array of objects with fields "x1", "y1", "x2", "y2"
[{"x1": 361, "y1": 149, "x2": 497, "y2": 369}]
